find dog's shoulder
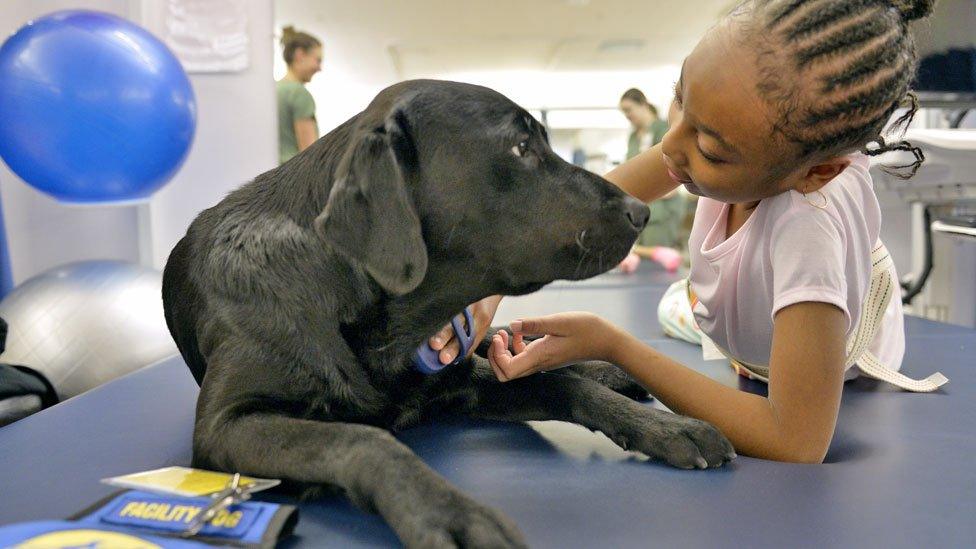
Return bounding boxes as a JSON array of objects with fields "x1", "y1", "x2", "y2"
[
  {"x1": 176, "y1": 170, "x2": 382, "y2": 342},
  {"x1": 187, "y1": 180, "x2": 315, "y2": 284}
]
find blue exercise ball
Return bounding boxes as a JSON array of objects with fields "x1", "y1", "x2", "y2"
[{"x1": 0, "y1": 10, "x2": 196, "y2": 203}]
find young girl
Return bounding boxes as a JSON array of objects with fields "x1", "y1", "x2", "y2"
[{"x1": 481, "y1": 0, "x2": 948, "y2": 464}]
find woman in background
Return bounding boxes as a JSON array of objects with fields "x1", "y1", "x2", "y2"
[
  {"x1": 619, "y1": 89, "x2": 687, "y2": 272},
  {"x1": 621, "y1": 88, "x2": 668, "y2": 155},
  {"x1": 277, "y1": 26, "x2": 322, "y2": 164}
]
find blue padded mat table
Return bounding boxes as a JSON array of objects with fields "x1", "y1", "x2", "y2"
[{"x1": 1, "y1": 267, "x2": 974, "y2": 548}]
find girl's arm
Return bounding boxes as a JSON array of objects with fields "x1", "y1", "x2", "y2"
[
  {"x1": 604, "y1": 143, "x2": 680, "y2": 202},
  {"x1": 490, "y1": 301, "x2": 847, "y2": 463},
  {"x1": 607, "y1": 301, "x2": 847, "y2": 463},
  {"x1": 294, "y1": 118, "x2": 318, "y2": 152}
]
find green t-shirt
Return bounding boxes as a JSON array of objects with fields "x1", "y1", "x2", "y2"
[
  {"x1": 625, "y1": 118, "x2": 685, "y2": 249},
  {"x1": 277, "y1": 79, "x2": 318, "y2": 164},
  {"x1": 637, "y1": 193, "x2": 687, "y2": 249},
  {"x1": 626, "y1": 118, "x2": 669, "y2": 161}
]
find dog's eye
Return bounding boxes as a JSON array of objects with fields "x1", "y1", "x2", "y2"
[{"x1": 511, "y1": 141, "x2": 528, "y2": 158}]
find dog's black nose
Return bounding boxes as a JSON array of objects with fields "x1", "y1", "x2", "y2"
[{"x1": 624, "y1": 199, "x2": 650, "y2": 230}]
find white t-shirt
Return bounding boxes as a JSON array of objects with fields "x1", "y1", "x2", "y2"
[{"x1": 688, "y1": 153, "x2": 905, "y2": 377}]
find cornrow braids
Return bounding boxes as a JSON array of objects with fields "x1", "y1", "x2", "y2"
[{"x1": 738, "y1": 0, "x2": 935, "y2": 178}]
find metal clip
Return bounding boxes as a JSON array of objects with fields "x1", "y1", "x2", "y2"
[{"x1": 181, "y1": 473, "x2": 252, "y2": 538}]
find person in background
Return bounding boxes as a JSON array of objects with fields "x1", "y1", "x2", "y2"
[
  {"x1": 618, "y1": 89, "x2": 685, "y2": 273},
  {"x1": 277, "y1": 26, "x2": 322, "y2": 165},
  {"x1": 620, "y1": 88, "x2": 668, "y2": 155}
]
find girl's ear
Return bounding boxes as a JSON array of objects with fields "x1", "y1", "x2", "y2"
[{"x1": 794, "y1": 157, "x2": 851, "y2": 195}]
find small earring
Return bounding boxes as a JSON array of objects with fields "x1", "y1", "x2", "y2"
[{"x1": 803, "y1": 190, "x2": 828, "y2": 209}]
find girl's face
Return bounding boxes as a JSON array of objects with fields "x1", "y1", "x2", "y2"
[
  {"x1": 619, "y1": 99, "x2": 652, "y2": 130},
  {"x1": 292, "y1": 46, "x2": 323, "y2": 83},
  {"x1": 661, "y1": 20, "x2": 804, "y2": 204}
]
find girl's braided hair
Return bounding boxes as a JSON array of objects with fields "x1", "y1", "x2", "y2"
[{"x1": 736, "y1": 0, "x2": 935, "y2": 177}]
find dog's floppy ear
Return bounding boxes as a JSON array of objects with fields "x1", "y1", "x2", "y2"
[{"x1": 315, "y1": 108, "x2": 427, "y2": 295}]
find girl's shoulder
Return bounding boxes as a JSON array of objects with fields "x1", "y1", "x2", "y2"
[{"x1": 763, "y1": 153, "x2": 881, "y2": 245}]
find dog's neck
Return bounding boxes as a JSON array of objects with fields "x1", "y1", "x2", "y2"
[{"x1": 366, "y1": 258, "x2": 497, "y2": 373}]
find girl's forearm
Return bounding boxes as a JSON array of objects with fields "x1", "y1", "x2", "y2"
[
  {"x1": 604, "y1": 143, "x2": 679, "y2": 202},
  {"x1": 604, "y1": 325, "x2": 830, "y2": 463}
]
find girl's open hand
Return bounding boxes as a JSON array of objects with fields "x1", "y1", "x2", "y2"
[{"x1": 487, "y1": 312, "x2": 618, "y2": 381}]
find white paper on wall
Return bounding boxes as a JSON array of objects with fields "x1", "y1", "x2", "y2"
[{"x1": 162, "y1": 0, "x2": 249, "y2": 73}]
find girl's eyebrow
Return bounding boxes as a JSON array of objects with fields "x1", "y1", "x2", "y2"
[
  {"x1": 697, "y1": 121, "x2": 739, "y2": 156},
  {"x1": 678, "y1": 59, "x2": 740, "y2": 157}
]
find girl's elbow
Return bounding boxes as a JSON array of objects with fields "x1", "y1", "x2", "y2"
[
  {"x1": 775, "y1": 438, "x2": 830, "y2": 464},
  {"x1": 787, "y1": 449, "x2": 827, "y2": 464}
]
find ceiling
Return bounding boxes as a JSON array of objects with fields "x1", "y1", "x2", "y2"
[{"x1": 275, "y1": 0, "x2": 737, "y2": 79}]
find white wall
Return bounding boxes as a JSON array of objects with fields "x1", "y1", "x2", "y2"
[
  {"x1": 0, "y1": 0, "x2": 277, "y2": 279},
  {"x1": 914, "y1": 0, "x2": 976, "y2": 56},
  {"x1": 145, "y1": 1, "x2": 277, "y2": 268}
]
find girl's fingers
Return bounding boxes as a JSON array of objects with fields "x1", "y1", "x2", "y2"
[
  {"x1": 489, "y1": 334, "x2": 514, "y2": 381},
  {"x1": 497, "y1": 337, "x2": 555, "y2": 380},
  {"x1": 439, "y1": 337, "x2": 461, "y2": 365},
  {"x1": 512, "y1": 331, "x2": 525, "y2": 354},
  {"x1": 429, "y1": 324, "x2": 454, "y2": 350},
  {"x1": 511, "y1": 315, "x2": 575, "y2": 338},
  {"x1": 497, "y1": 328, "x2": 510, "y2": 350}
]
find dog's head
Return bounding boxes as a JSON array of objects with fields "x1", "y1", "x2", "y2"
[{"x1": 315, "y1": 80, "x2": 649, "y2": 297}]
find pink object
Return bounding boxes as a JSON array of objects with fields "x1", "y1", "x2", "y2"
[
  {"x1": 649, "y1": 246, "x2": 682, "y2": 272},
  {"x1": 618, "y1": 251, "x2": 640, "y2": 274}
]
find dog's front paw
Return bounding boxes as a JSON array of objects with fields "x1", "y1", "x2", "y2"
[
  {"x1": 400, "y1": 492, "x2": 527, "y2": 549},
  {"x1": 614, "y1": 408, "x2": 736, "y2": 470}
]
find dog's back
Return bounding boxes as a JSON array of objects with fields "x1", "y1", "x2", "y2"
[
  {"x1": 161, "y1": 114, "x2": 364, "y2": 389},
  {"x1": 162, "y1": 233, "x2": 209, "y2": 385}
]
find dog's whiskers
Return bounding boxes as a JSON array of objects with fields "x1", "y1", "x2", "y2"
[
  {"x1": 574, "y1": 250, "x2": 588, "y2": 279},
  {"x1": 373, "y1": 341, "x2": 398, "y2": 353},
  {"x1": 445, "y1": 223, "x2": 459, "y2": 248},
  {"x1": 573, "y1": 229, "x2": 592, "y2": 279},
  {"x1": 575, "y1": 229, "x2": 591, "y2": 253}
]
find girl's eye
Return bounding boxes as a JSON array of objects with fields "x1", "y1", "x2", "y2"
[
  {"x1": 700, "y1": 149, "x2": 725, "y2": 164},
  {"x1": 511, "y1": 141, "x2": 528, "y2": 157}
]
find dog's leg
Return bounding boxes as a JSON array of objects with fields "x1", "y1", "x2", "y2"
[
  {"x1": 468, "y1": 360, "x2": 735, "y2": 469},
  {"x1": 197, "y1": 414, "x2": 526, "y2": 549},
  {"x1": 477, "y1": 328, "x2": 649, "y2": 400},
  {"x1": 559, "y1": 361, "x2": 651, "y2": 401}
]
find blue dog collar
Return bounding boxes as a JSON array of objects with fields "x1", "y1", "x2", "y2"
[{"x1": 413, "y1": 307, "x2": 476, "y2": 375}]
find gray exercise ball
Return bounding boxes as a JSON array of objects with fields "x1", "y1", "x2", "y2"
[{"x1": 0, "y1": 260, "x2": 177, "y2": 399}]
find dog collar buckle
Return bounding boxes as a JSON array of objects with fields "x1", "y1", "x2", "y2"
[{"x1": 413, "y1": 307, "x2": 475, "y2": 375}]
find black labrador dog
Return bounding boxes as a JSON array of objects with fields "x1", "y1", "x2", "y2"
[{"x1": 163, "y1": 80, "x2": 734, "y2": 548}]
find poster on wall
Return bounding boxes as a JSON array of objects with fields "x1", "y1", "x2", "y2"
[{"x1": 150, "y1": 0, "x2": 250, "y2": 73}]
